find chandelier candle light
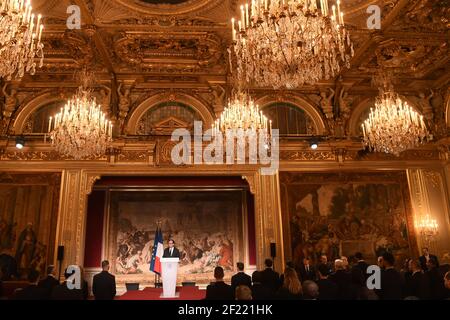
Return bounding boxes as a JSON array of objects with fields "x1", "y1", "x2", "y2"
[
  {"x1": 361, "y1": 89, "x2": 429, "y2": 156},
  {"x1": 48, "y1": 90, "x2": 113, "y2": 160},
  {"x1": 231, "y1": 0, "x2": 353, "y2": 89},
  {"x1": 0, "y1": 0, "x2": 44, "y2": 79},
  {"x1": 213, "y1": 91, "x2": 272, "y2": 146},
  {"x1": 418, "y1": 214, "x2": 439, "y2": 246}
]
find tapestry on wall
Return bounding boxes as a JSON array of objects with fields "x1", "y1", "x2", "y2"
[
  {"x1": 106, "y1": 190, "x2": 244, "y2": 283},
  {"x1": 0, "y1": 173, "x2": 60, "y2": 280},
  {"x1": 280, "y1": 172, "x2": 417, "y2": 268}
]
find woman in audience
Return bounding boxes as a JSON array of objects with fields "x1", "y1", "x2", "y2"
[{"x1": 276, "y1": 268, "x2": 302, "y2": 300}]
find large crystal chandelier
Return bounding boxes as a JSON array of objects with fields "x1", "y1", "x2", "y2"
[
  {"x1": 214, "y1": 91, "x2": 272, "y2": 145},
  {"x1": 231, "y1": 0, "x2": 353, "y2": 89},
  {"x1": 361, "y1": 88, "x2": 429, "y2": 156},
  {"x1": 0, "y1": 0, "x2": 44, "y2": 80},
  {"x1": 48, "y1": 88, "x2": 113, "y2": 160}
]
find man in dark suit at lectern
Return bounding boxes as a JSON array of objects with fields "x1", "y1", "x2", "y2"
[{"x1": 163, "y1": 239, "x2": 180, "y2": 258}]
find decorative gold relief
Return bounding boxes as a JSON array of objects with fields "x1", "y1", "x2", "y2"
[{"x1": 423, "y1": 170, "x2": 442, "y2": 190}]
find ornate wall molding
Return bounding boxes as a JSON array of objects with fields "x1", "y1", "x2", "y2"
[
  {"x1": 255, "y1": 94, "x2": 326, "y2": 135},
  {"x1": 12, "y1": 93, "x2": 65, "y2": 135},
  {"x1": 126, "y1": 92, "x2": 214, "y2": 134}
]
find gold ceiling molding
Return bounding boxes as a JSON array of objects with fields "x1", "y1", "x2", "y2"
[
  {"x1": 111, "y1": 0, "x2": 227, "y2": 16},
  {"x1": 254, "y1": 94, "x2": 326, "y2": 135},
  {"x1": 126, "y1": 91, "x2": 214, "y2": 134},
  {"x1": 112, "y1": 31, "x2": 224, "y2": 73}
]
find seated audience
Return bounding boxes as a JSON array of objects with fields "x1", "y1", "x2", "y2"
[
  {"x1": 205, "y1": 266, "x2": 233, "y2": 300},
  {"x1": 299, "y1": 257, "x2": 316, "y2": 281},
  {"x1": 251, "y1": 271, "x2": 270, "y2": 300},
  {"x1": 302, "y1": 280, "x2": 319, "y2": 300},
  {"x1": 13, "y1": 270, "x2": 47, "y2": 300},
  {"x1": 260, "y1": 258, "x2": 281, "y2": 293},
  {"x1": 235, "y1": 285, "x2": 252, "y2": 300},
  {"x1": 231, "y1": 262, "x2": 252, "y2": 294},
  {"x1": 93, "y1": 260, "x2": 116, "y2": 300},
  {"x1": 426, "y1": 257, "x2": 445, "y2": 300},
  {"x1": 276, "y1": 268, "x2": 302, "y2": 300},
  {"x1": 376, "y1": 252, "x2": 403, "y2": 300},
  {"x1": 330, "y1": 259, "x2": 355, "y2": 300},
  {"x1": 50, "y1": 268, "x2": 84, "y2": 300},
  {"x1": 317, "y1": 264, "x2": 338, "y2": 300},
  {"x1": 38, "y1": 265, "x2": 59, "y2": 299},
  {"x1": 419, "y1": 247, "x2": 439, "y2": 271}
]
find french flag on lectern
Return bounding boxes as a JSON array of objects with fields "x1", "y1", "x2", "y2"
[{"x1": 150, "y1": 227, "x2": 164, "y2": 274}]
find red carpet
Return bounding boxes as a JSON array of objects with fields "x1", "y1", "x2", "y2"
[{"x1": 117, "y1": 286, "x2": 206, "y2": 300}]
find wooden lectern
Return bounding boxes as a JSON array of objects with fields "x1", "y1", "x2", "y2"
[{"x1": 160, "y1": 257, "x2": 179, "y2": 298}]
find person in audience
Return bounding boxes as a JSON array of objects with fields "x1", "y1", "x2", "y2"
[
  {"x1": 251, "y1": 271, "x2": 270, "y2": 300},
  {"x1": 376, "y1": 252, "x2": 403, "y2": 300},
  {"x1": 349, "y1": 256, "x2": 366, "y2": 299},
  {"x1": 205, "y1": 266, "x2": 233, "y2": 300},
  {"x1": 419, "y1": 247, "x2": 439, "y2": 271},
  {"x1": 444, "y1": 271, "x2": 450, "y2": 299},
  {"x1": 12, "y1": 269, "x2": 47, "y2": 300},
  {"x1": 318, "y1": 255, "x2": 333, "y2": 275},
  {"x1": 50, "y1": 268, "x2": 84, "y2": 300},
  {"x1": 0, "y1": 269, "x2": 3, "y2": 299},
  {"x1": 0, "y1": 252, "x2": 18, "y2": 280},
  {"x1": 377, "y1": 256, "x2": 384, "y2": 269},
  {"x1": 38, "y1": 265, "x2": 59, "y2": 299},
  {"x1": 353, "y1": 252, "x2": 369, "y2": 280},
  {"x1": 302, "y1": 280, "x2": 319, "y2": 300},
  {"x1": 260, "y1": 258, "x2": 280, "y2": 293},
  {"x1": 404, "y1": 259, "x2": 430, "y2": 300},
  {"x1": 231, "y1": 262, "x2": 252, "y2": 295},
  {"x1": 400, "y1": 258, "x2": 412, "y2": 283},
  {"x1": 92, "y1": 260, "x2": 116, "y2": 300},
  {"x1": 330, "y1": 259, "x2": 355, "y2": 300},
  {"x1": 280, "y1": 261, "x2": 296, "y2": 284},
  {"x1": 299, "y1": 257, "x2": 316, "y2": 281},
  {"x1": 276, "y1": 268, "x2": 302, "y2": 300},
  {"x1": 445, "y1": 271, "x2": 450, "y2": 290},
  {"x1": 341, "y1": 256, "x2": 350, "y2": 271},
  {"x1": 235, "y1": 285, "x2": 252, "y2": 300},
  {"x1": 426, "y1": 257, "x2": 445, "y2": 300},
  {"x1": 317, "y1": 264, "x2": 338, "y2": 300},
  {"x1": 79, "y1": 266, "x2": 89, "y2": 300}
]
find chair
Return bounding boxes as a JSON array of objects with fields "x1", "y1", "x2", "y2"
[{"x1": 125, "y1": 283, "x2": 139, "y2": 291}]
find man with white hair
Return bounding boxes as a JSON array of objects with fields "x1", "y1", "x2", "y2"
[
  {"x1": 329, "y1": 259, "x2": 355, "y2": 299},
  {"x1": 302, "y1": 280, "x2": 319, "y2": 300}
]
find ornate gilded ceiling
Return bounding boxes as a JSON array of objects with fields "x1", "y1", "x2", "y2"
[{"x1": 0, "y1": 0, "x2": 449, "y2": 157}]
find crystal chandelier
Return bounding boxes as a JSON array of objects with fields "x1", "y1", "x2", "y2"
[
  {"x1": 214, "y1": 91, "x2": 272, "y2": 145},
  {"x1": 0, "y1": 0, "x2": 44, "y2": 80},
  {"x1": 48, "y1": 89, "x2": 113, "y2": 160},
  {"x1": 417, "y1": 214, "x2": 439, "y2": 246},
  {"x1": 230, "y1": 0, "x2": 354, "y2": 89},
  {"x1": 361, "y1": 88, "x2": 429, "y2": 156}
]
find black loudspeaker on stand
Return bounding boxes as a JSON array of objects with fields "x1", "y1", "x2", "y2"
[{"x1": 57, "y1": 245, "x2": 64, "y2": 280}]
